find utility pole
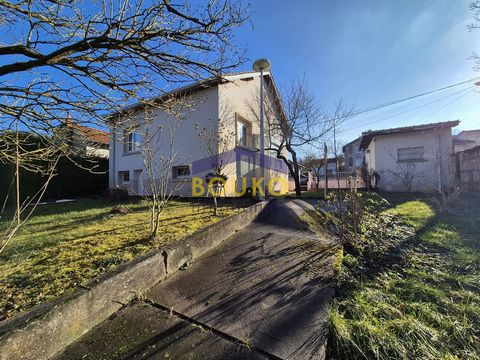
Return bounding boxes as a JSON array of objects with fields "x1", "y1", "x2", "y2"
[
  {"x1": 324, "y1": 142, "x2": 328, "y2": 199},
  {"x1": 252, "y1": 58, "x2": 271, "y2": 198}
]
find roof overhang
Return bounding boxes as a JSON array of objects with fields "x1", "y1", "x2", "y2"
[
  {"x1": 105, "y1": 71, "x2": 287, "y2": 125},
  {"x1": 359, "y1": 120, "x2": 460, "y2": 150}
]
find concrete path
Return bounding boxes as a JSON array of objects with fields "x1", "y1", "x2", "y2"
[{"x1": 56, "y1": 200, "x2": 339, "y2": 360}]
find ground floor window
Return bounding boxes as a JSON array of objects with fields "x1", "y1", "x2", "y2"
[
  {"x1": 172, "y1": 165, "x2": 191, "y2": 179},
  {"x1": 397, "y1": 146, "x2": 425, "y2": 162},
  {"x1": 119, "y1": 171, "x2": 130, "y2": 184}
]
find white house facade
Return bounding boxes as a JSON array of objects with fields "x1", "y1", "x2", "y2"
[
  {"x1": 108, "y1": 71, "x2": 289, "y2": 197},
  {"x1": 453, "y1": 129, "x2": 480, "y2": 153},
  {"x1": 360, "y1": 121, "x2": 459, "y2": 192}
]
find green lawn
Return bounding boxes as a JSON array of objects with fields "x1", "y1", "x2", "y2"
[
  {"x1": 328, "y1": 192, "x2": 480, "y2": 359},
  {"x1": 0, "y1": 198, "x2": 244, "y2": 321}
]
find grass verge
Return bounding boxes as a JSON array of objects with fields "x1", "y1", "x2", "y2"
[
  {"x1": 325, "y1": 192, "x2": 480, "y2": 359},
  {"x1": 0, "y1": 198, "x2": 244, "y2": 321}
]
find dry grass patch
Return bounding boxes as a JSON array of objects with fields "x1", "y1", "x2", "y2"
[{"x1": 0, "y1": 198, "x2": 244, "y2": 320}]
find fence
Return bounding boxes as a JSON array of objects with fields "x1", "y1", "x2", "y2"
[
  {"x1": 312, "y1": 171, "x2": 365, "y2": 190},
  {"x1": 456, "y1": 146, "x2": 480, "y2": 191},
  {"x1": 288, "y1": 171, "x2": 365, "y2": 192}
]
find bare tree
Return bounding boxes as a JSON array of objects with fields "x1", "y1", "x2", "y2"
[
  {"x1": 0, "y1": 154, "x2": 60, "y2": 254},
  {"x1": 469, "y1": 1, "x2": 480, "y2": 71},
  {"x1": 138, "y1": 111, "x2": 183, "y2": 238},
  {"x1": 196, "y1": 102, "x2": 235, "y2": 215},
  {"x1": 0, "y1": 0, "x2": 248, "y2": 171},
  {"x1": 300, "y1": 153, "x2": 325, "y2": 191},
  {"x1": 248, "y1": 77, "x2": 335, "y2": 197},
  {"x1": 325, "y1": 101, "x2": 355, "y2": 193},
  {"x1": 0, "y1": 0, "x2": 248, "y2": 242},
  {"x1": 389, "y1": 158, "x2": 418, "y2": 193}
]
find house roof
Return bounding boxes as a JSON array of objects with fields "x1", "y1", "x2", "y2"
[
  {"x1": 66, "y1": 119, "x2": 109, "y2": 144},
  {"x1": 342, "y1": 136, "x2": 361, "y2": 153},
  {"x1": 456, "y1": 144, "x2": 480, "y2": 156},
  {"x1": 453, "y1": 129, "x2": 480, "y2": 143},
  {"x1": 456, "y1": 129, "x2": 480, "y2": 136},
  {"x1": 359, "y1": 120, "x2": 460, "y2": 149},
  {"x1": 453, "y1": 138, "x2": 475, "y2": 145},
  {"x1": 106, "y1": 71, "x2": 287, "y2": 123}
]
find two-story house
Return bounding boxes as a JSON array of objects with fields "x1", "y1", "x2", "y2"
[
  {"x1": 342, "y1": 137, "x2": 364, "y2": 170},
  {"x1": 108, "y1": 71, "x2": 289, "y2": 197}
]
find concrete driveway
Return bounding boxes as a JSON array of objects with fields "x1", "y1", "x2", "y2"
[{"x1": 56, "y1": 200, "x2": 339, "y2": 360}]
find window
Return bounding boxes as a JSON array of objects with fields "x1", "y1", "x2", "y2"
[
  {"x1": 172, "y1": 165, "x2": 191, "y2": 179},
  {"x1": 119, "y1": 171, "x2": 130, "y2": 184},
  {"x1": 348, "y1": 156, "x2": 353, "y2": 167},
  {"x1": 124, "y1": 130, "x2": 141, "y2": 153},
  {"x1": 397, "y1": 147, "x2": 425, "y2": 162},
  {"x1": 237, "y1": 120, "x2": 248, "y2": 147}
]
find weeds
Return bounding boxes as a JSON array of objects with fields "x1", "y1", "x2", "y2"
[{"x1": 318, "y1": 192, "x2": 480, "y2": 359}]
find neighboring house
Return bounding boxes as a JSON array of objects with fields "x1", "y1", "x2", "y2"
[
  {"x1": 453, "y1": 129, "x2": 480, "y2": 153},
  {"x1": 342, "y1": 137, "x2": 364, "y2": 170},
  {"x1": 320, "y1": 158, "x2": 339, "y2": 176},
  {"x1": 360, "y1": 120, "x2": 459, "y2": 192},
  {"x1": 108, "y1": 71, "x2": 289, "y2": 197},
  {"x1": 62, "y1": 116, "x2": 110, "y2": 158}
]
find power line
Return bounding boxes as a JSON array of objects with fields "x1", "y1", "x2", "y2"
[
  {"x1": 320, "y1": 75, "x2": 480, "y2": 124},
  {"x1": 419, "y1": 88, "x2": 474, "y2": 122},
  {"x1": 348, "y1": 76, "x2": 480, "y2": 117},
  {"x1": 347, "y1": 86, "x2": 474, "y2": 132}
]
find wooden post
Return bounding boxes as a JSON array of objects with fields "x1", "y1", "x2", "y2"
[
  {"x1": 15, "y1": 124, "x2": 20, "y2": 226},
  {"x1": 323, "y1": 143, "x2": 328, "y2": 199}
]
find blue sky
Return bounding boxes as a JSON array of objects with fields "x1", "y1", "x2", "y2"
[{"x1": 234, "y1": 0, "x2": 480, "y2": 143}]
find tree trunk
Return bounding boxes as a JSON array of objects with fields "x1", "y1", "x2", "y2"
[
  {"x1": 213, "y1": 195, "x2": 218, "y2": 216},
  {"x1": 290, "y1": 148, "x2": 302, "y2": 198}
]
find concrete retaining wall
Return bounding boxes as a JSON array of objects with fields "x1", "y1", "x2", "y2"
[{"x1": 0, "y1": 200, "x2": 272, "y2": 360}]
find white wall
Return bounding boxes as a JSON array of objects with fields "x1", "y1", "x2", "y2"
[
  {"x1": 454, "y1": 130, "x2": 480, "y2": 153},
  {"x1": 217, "y1": 74, "x2": 288, "y2": 196},
  {"x1": 109, "y1": 73, "x2": 289, "y2": 197},
  {"x1": 109, "y1": 86, "x2": 219, "y2": 196},
  {"x1": 366, "y1": 127, "x2": 454, "y2": 192}
]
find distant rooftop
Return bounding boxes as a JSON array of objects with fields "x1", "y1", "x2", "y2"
[{"x1": 66, "y1": 117, "x2": 109, "y2": 144}]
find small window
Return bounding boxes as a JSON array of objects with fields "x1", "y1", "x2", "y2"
[
  {"x1": 237, "y1": 120, "x2": 248, "y2": 147},
  {"x1": 124, "y1": 129, "x2": 141, "y2": 153},
  {"x1": 119, "y1": 171, "x2": 130, "y2": 184},
  {"x1": 397, "y1": 147, "x2": 425, "y2": 162},
  {"x1": 172, "y1": 165, "x2": 191, "y2": 179},
  {"x1": 348, "y1": 157, "x2": 353, "y2": 167}
]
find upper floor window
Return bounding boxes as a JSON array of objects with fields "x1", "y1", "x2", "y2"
[
  {"x1": 397, "y1": 146, "x2": 425, "y2": 162},
  {"x1": 124, "y1": 130, "x2": 142, "y2": 153},
  {"x1": 348, "y1": 156, "x2": 353, "y2": 167},
  {"x1": 237, "y1": 120, "x2": 249, "y2": 147}
]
